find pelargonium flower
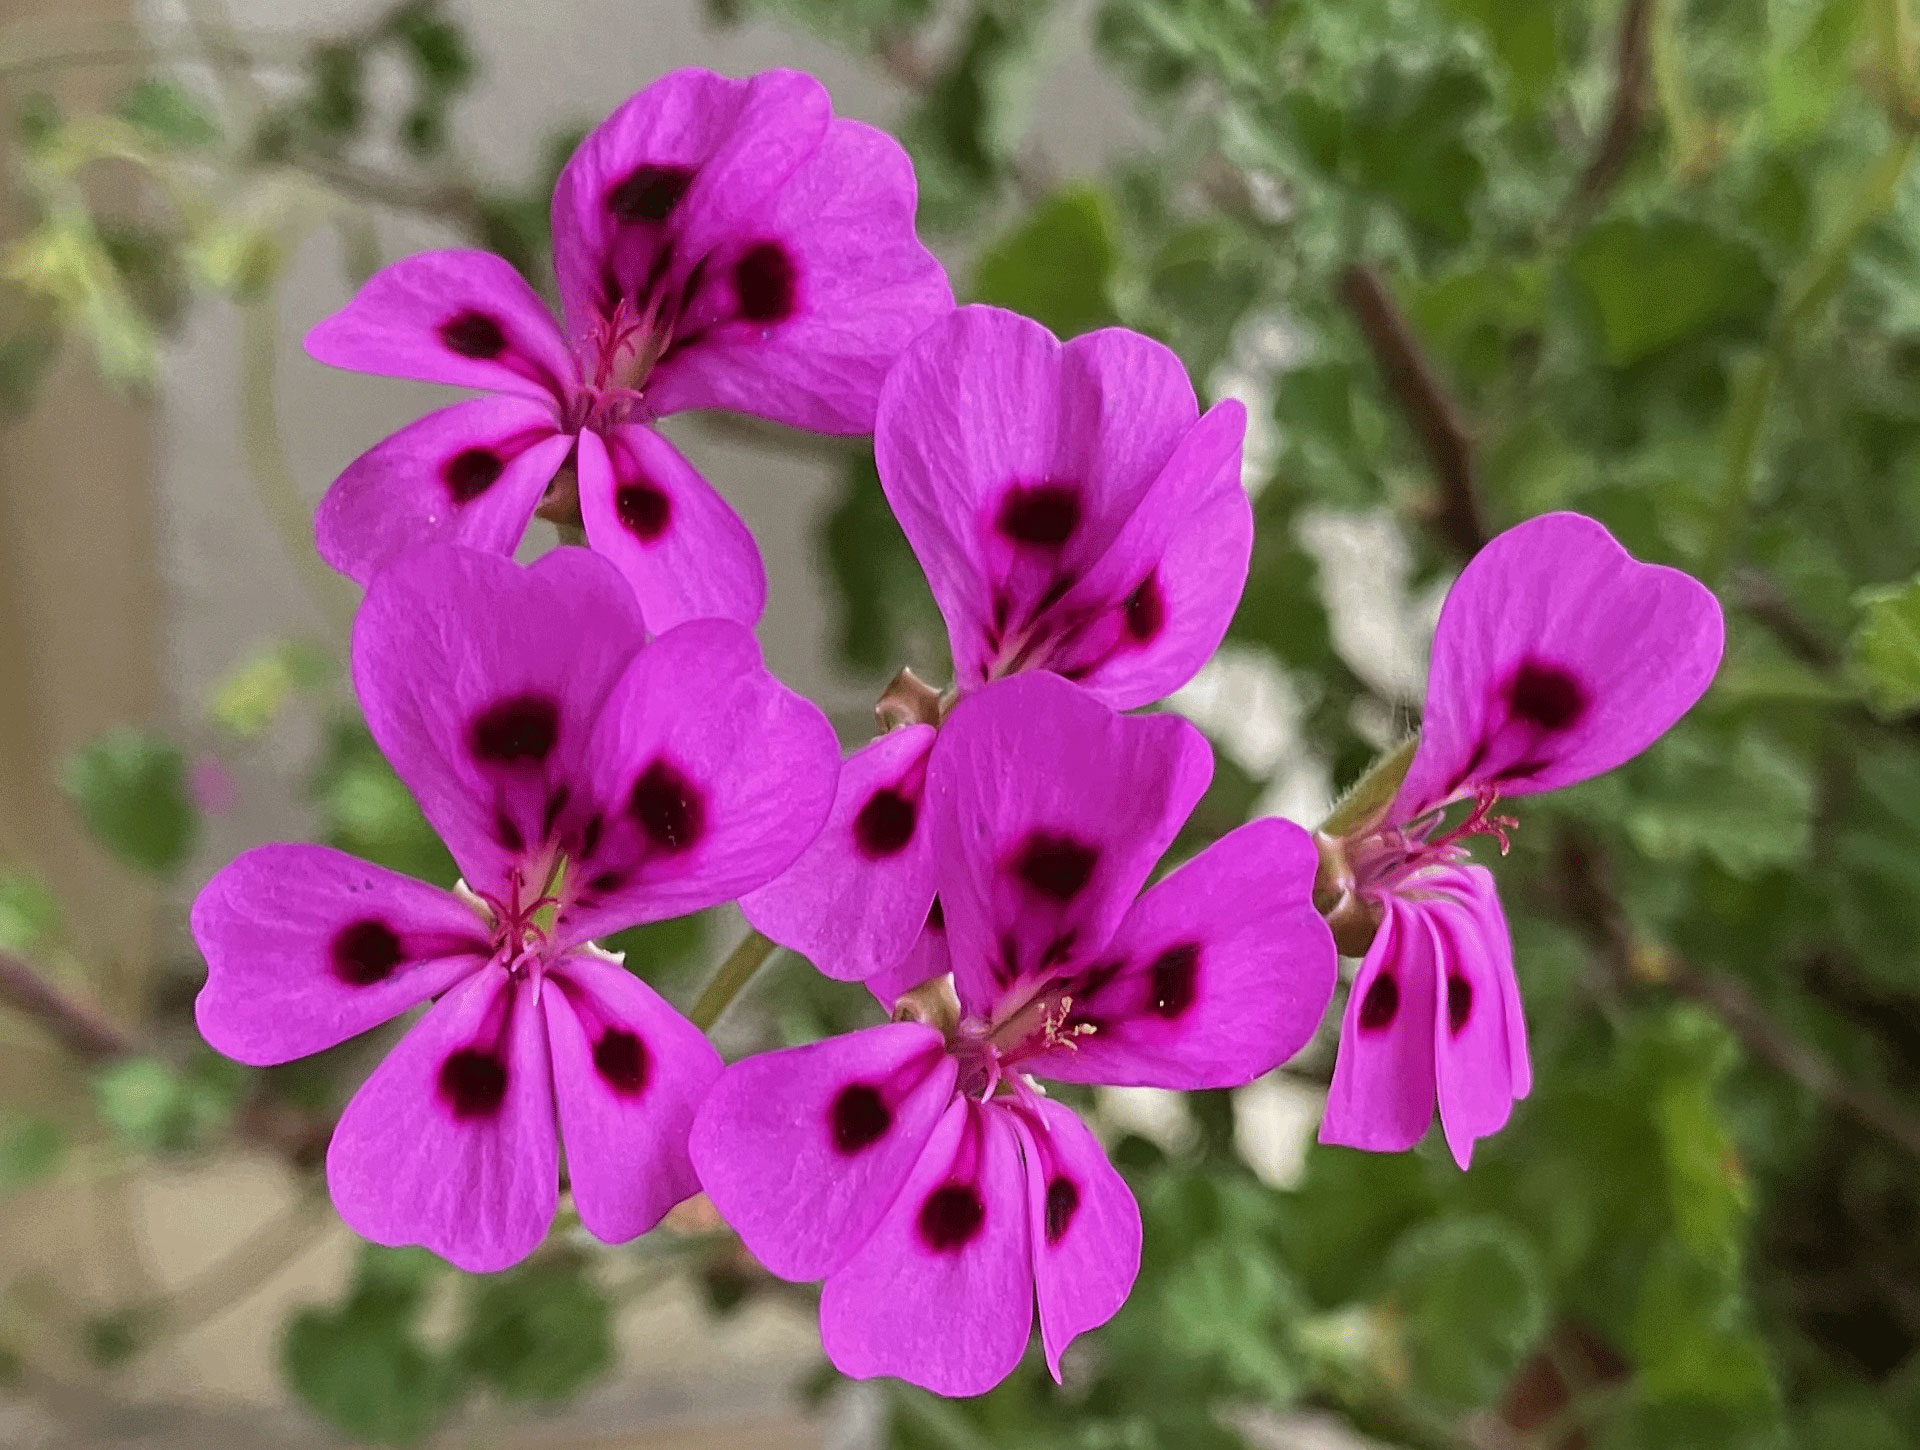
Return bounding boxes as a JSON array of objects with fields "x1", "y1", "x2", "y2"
[
  {"x1": 1316, "y1": 513, "x2": 1724, "y2": 1168},
  {"x1": 693, "y1": 673, "x2": 1334, "y2": 1395},
  {"x1": 191, "y1": 545, "x2": 837, "y2": 1270},
  {"x1": 742, "y1": 305, "x2": 1253, "y2": 992},
  {"x1": 307, "y1": 68, "x2": 951, "y2": 632}
]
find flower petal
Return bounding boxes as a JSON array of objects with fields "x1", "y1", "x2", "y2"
[
  {"x1": 544, "y1": 952, "x2": 721, "y2": 1243},
  {"x1": 689, "y1": 1021, "x2": 957, "y2": 1281},
  {"x1": 742, "y1": 726, "x2": 938, "y2": 983},
  {"x1": 316, "y1": 398, "x2": 570, "y2": 585},
  {"x1": 352, "y1": 546, "x2": 648, "y2": 897},
  {"x1": 550, "y1": 69, "x2": 829, "y2": 343},
  {"x1": 875, "y1": 308, "x2": 1210, "y2": 700},
  {"x1": 927, "y1": 673, "x2": 1212, "y2": 1015},
  {"x1": 1029, "y1": 817, "x2": 1337, "y2": 1090},
  {"x1": 867, "y1": 903, "x2": 951, "y2": 1012},
  {"x1": 556, "y1": 618, "x2": 838, "y2": 945},
  {"x1": 1423, "y1": 867, "x2": 1527, "y2": 1168},
  {"x1": 1009, "y1": 1094, "x2": 1140, "y2": 1381},
  {"x1": 819, "y1": 1096, "x2": 1033, "y2": 1397},
  {"x1": 305, "y1": 250, "x2": 572, "y2": 405},
  {"x1": 576, "y1": 424, "x2": 766, "y2": 630},
  {"x1": 646, "y1": 117, "x2": 952, "y2": 434},
  {"x1": 326, "y1": 968, "x2": 556, "y2": 1272},
  {"x1": 1319, "y1": 897, "x2": 1439, "y2": 1155},
  {"x1": 1392, "y1": 512, "x2": 1725, "y2": 819},
  {"x1": 191, "y1": 844, "x2": 491, "y2": 1066}
]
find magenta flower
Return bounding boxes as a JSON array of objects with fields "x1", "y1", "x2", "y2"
[
  {"x1": 306, "y1": 68, "x2": 952, "y2": 632},
  {"x1": 190, "y1": 545, "x2": 838, "y2": 1271},
  {"x1": 742, "y1": 305, "x2": 1253, "y2": 993},
  {"x1": 693, "y1": 673, "x2": 1334, "y2": 1395},
  {"x1": 1317, "y1": 513, "x2": 1725, "y2": 1168}
]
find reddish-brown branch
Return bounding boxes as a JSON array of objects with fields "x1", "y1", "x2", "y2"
[
  {"x1": 1340, "y1": 263, "x2": 1489, "y2": 557},
  {"x1": 1567, "y1": 0, "x2": 1656, "y2": 220},
  {"x1": 0, "y1": 950, "x2": 135, "y2": 1061}
]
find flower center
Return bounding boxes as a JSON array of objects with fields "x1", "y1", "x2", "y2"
[
  {"x1": 463, "y1": 858, "x2": 572, "y2": 979},
  {"x1": 1347, "y1": 785, "x2": 1519, "y2": 898}
]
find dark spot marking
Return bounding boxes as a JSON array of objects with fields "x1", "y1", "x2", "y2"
[
  {"x1": 439, "y1": 1049, "x2": 508, "y2": 1118},
  {"x1": 1506, "y1": 660, "x2": 1587, "y2": 732},
  {"x1": 1358, "y1": 973, "x2": 1399, "y2": 1032},
  {"x1": 1045, "y1": 1176, "x2": 1079, "y2": 1244},
  {"x1": 593, "y1": 1029, "x2": 649, "y2": 1095},
  {"x1": 577, "y1": 812, "x2": 604, "y2": 861},
  {"x1": 830, "y1": 1083, "x2": 890, "y2": 1154},
  {"x1": 541, "y1": 786, "x2": 571, "y2": 840},
  {"x1": 444, "y1": 447, "x2": 504, "y2": 503},
  {"x1": 1447, "y1": 974, "x2": 1473, "y2": 1036},
  {"x1": 918, "y1": 1183, "x2": 986, "y2": 1252},
  {"x1": 615, "y1": 480, "x2": 672, "y2": 541},
  {"x1": 630, "y1": 759, "x2": 704, "y2": 853},
  {"x1": 1014, "y1": 833, "x2": 1099, "y2": 903},
  {"x1": 1034, "y1": 570, "x2": 1078, "y2": 616},
  {"x1": 1124, "y1": 573, "x2": 1165, "y2": 642},
  {"x1": 331, "y1": 919, "x2": 402, "y2": 986},
  {"x1": 1146, "y1": 942, "x2": 1200, "y2": 1019},
  {"x1": 439, "y1": 310, "x2": 506, "y2": 360},
  {"x1": 734, "y1": 241, "x2": 796, "y2": 322},
  {"x1": 494, "y1": 807, "x2": 525, "y2": 853},
  {"x1": 586, "y1": 869, "x2": 626, "y2": 895},
  {"x1": 607, "y1": 163, "x2": 692, "y2": 222},
  {"x1": 854, "y1": 788, "x2": 916, "y2": 858},
  {"x1": 1041, "y1": 931, "x2": 1078, "y2": 968},
  {"x1": 996, "y1": 483, "x2": 1081, "y2": 549},
  {"x1": 470, "y1": 695, "x2": 559, "y2": 766}
]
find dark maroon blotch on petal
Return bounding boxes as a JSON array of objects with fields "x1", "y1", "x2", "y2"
[
  {"x1": 1506, "y1": 659, "x2": 1587, "y2": 732},
  {"x1": 607, "y1": 164, "x2": 693, "y2": 223},
  {"x1": 1124, "y1": 572, "x2": 1166, "y2": 642},
  {"x1": 438, "y1": 1048, "x2": 508, "y2": 1118},
  {"x1": 853, "y1": 788, "x2": 917, "y2": 859},
  {"x1": 615, "y1": 480, "x2": 672, "y2": 541},
  {"x1": 1044, "y1": 1175, "x2": 1079, "y2": 1245},
  {"x1": 1146, "y1": 942, "x2": 1200, "y2": 1019},
  {"x1": 585, "y1": 868, "x2": 626, "y2": 895},
  {"x1": 1358, "y1": 973, "x2": 1399, "y2": 1032},
  {"x1": 917, "y1": 1182, "x2": 986, "y2": 1252},
  {"x1": 1014, "y1": 832, "x2": 1099, "y2": 903},
  {"x1": 830, "y1": 1083, "x2": 891, "y2": 1155},
  {"x1": 593, "y1": 1028, "x2": 649, "y2": 1095},
  {"x1": 331, "y1": 918, "x2": 402, "y2": 986},
  {"x1": 735, "y1": 241, "x2": 796, "y2": 323},
  {"x1": 996, "y1": 483, "x2": 1082, "y2": 549},
  {"x1": 630, "y1": 759, "x2": 704, "y2": 853},
  {"x1": 470, "y1": 694, "x2": 560, "y2": 766},
  {"x1": 494, "y1": 807, "x2": 526, "y2": 853},
  {"x1": 1446, "y1": 974, "x2": 1473, "y2": 1036},
  {"x1": 444, "y1": 447, "x2": 505, "y2": 503},
  {"x1": 439, "y1": 310, "x2": 506, "y2": 360}
]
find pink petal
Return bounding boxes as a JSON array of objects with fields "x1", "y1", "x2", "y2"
[
  {"x1": 741, "y1": 725, "x2": 938, "y2": 983},
  {"x1": 553, "y1": 617, "x2": 839, "y2": 945},
  {"x1": 575, "y1": 424, "x2": 767, "y2": 630},
  {"x1": 352, "y1": 546, "x2": 647, "y2": 898},
  {"x1": 646, "y1": 117, "x2": 952, "y2": 433},
  {"x1": 192, "y1": 844, "x2": 491, "y2": 1066},
  {"x1": 867, "y1": 902, "x2": 951, "y2": 1012},
  {"x1": 543, "y1": 952, "x2": 721, "y2": 1243},
  {"x1": 1009, "y1": 1095, "x2": 1141, "y2": 1381},
  {"x1": 875, "y1": 308, "x2": 1215, "y2": 703},
  {"x1": 550, "y1": 69, "x2": 830, "y2": 344},
  {"x1": 1029, "y1": 818, "x2": 1337, "y2": 1090},
  {"x1": 1392, "y1": 512, "x2": 1726, "y2": 820},
  {"x1": 689, "y1": 1022, "x2": 958, "y2": 1281},
  {"x1": 819, "y1": 1096, "x2": 1033, "y2": 1396},
  {"x1": 326, "y1": 968, "x2": 556, "y2": 1272},
  {"x1": 315, "y1": 398, "x2": 570, "y2": 585},
  {"x1": 305, "y1": 250, "x2": 572, "y2": 405},
  {"x1": 927, "y1": 673, "x2": 1212, "y2": 1015},
  {"x1": 1319, "y1": 897, "x2": 1439, "y2": 1155},
  {"x1": 1422, "y1": 867, "x2": 1527, "y2": 1168}
]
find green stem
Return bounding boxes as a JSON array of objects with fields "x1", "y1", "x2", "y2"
[
  {"x1": 689, "y1": 928, "x2": 778, "y2": 1031},
  {"x1": 1318, "y1": 735, "x2": 1419, "y2": 838}
]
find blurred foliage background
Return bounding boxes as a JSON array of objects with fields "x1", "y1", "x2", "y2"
[{"x1": 5, "y1": 0, "x2": 1920, "y2": 1446}]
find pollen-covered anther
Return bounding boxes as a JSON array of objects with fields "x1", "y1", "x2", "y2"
[{"x1": 1039, "y1": 995, "x2": 1094, "y2": 1051}]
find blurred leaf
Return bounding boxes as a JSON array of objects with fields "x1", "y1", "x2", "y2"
[
  {"x1": 1599, "y1": 728, "x2": 1816, "y2": 878},
  {"x1": 0, "y1": 1116, "x2": 64, "y2": 1191},
  {"x1": 390, "y1": 5, "x2": 474, "y2": 94},
  {"x1": 973, "y1": 183, "x2": 1119, "y2": 337},
  {"x1": 116, "y1": 78, "x2": 220, "y2": 149},
  {"x1": 1569, "y1": 217, "x2": 1774, "y2": 366},
  {"x1": 303, "y1": 43, "x2": 365, "y2": 138},
  {"x1": 1630, "y1": 1244, "x2": 1779, "y2": 1417},
  {"x1": 1162, "y1": 1237, "x2": 1307, "y2": 1402},
  {"x1": 1847, "y1": 573, "x2": 1920, "y2": 717},
  {"x1": 92, "y1": 1051, "x2": 243, "y2": 1154},
  {"x1": 1445, "y1": 0, "x2": 1561, "y2": 108},
  {"x1": 210, "y1": 640, "x2": 335, "y2": 738},
  {"x1": 1347, "y1": 59, "x2": 1491, "y2": 247},
  {"x1": 458, "y1": 1257, "x2": 613, "y2": 1403},
  {"x1": 822, "y1": 449, "x2": 944, "y2": 677},
  {"x1": 62, "y1": 730, "x2": 198, "y2": 875},
  {"x1": 3, "y1": 220, "x2": 160, "y2": 386},
  {"x1": 0, "y1": 873, "x2": 61, "y2": 955},
  {"x1": 311, "y1": 716, "x2": 455, "y2": 882},
  {"x1": 1383, "y1": 1215, "x2": 1548, "y2": 1408},
  {"x1": 1647, "y1": 1011, "x2": 1752, "y2": 1272}
]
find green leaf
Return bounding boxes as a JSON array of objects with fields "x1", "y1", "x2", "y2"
[
  {"x1": 1445, "y1": 0, "x2": 1562, "y2": 108},
  {"x1": 0, "y1": 872, "x2": 61, "y2": 955},
  {"x1": 1568, "y1": 217, "x2": 1774, "y2": 366},
  {"x1": 92, "y1": 1051, "x2": 243, "y2": 1154},
  {"x1": 1347, "y1": 59, "x2": 1491, "y2": 248},
  {"x1": 821, "y1": 450, "x2": 946, "y2": 676},
  {"x1": 1161, "y1": 1237, "x2": 1306, "y2": 1403},
  {"x1": 1646, "y1": 1010, "x2": 1752, "y2": 1272},
  {"x1": 61, "y1": 730, "x2": 198, "y2": 875},
  {"x1": 1848, "y1": 574, "x2": 1920, "y2": 717},
  {"x1": 1630, "y1": 1244, "x2": 1779, "y2": 1416},
  {"x1": 972, "y1": 183, "x2": 1119, "y2": 338},
  {"x1": 1601, "y1": 728, "x2": 1816, "y2": 878},
  {"x1": 458, "y1": 1258, "x2": 613, "y2": 1403},
  {"x1": 1382, "y1": 1216, "x2": 1548, "y2": 1409},
  {"x1": 210, "y1": 640, "x2": 335, "y2": 738},
  {"x1": 0, "y1": 1116, "x2": 64, "y2": 1191},
  {"x1": 116, "y1": 78, "x2": 220, "y2": 148}
]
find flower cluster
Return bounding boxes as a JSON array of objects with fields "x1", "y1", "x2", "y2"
[{"x1": 191, "y1": 67, "x2": 1724, "y2": 1395}]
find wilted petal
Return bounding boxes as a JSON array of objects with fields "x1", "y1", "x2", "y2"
[{"x1": 1320, "y1": 897, "x2": 1439, "y2": 1155}]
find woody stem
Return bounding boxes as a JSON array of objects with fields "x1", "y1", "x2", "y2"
[{"x1": 689, "y1": 928, "x2": 779, "y2": 1032}]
